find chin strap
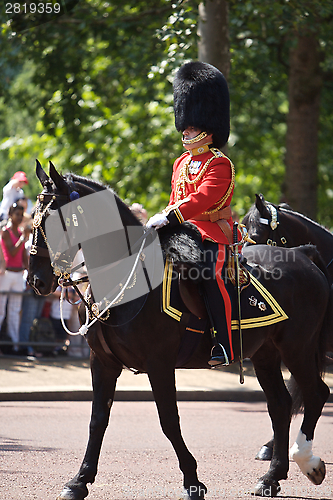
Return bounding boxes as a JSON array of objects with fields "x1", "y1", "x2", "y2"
[{"x1": 182, "y1": 131, "x2": 208, "y2": 145}]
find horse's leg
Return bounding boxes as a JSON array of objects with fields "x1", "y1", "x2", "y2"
[
  {"x1": 251, "y1": 345, "x2": 292, "y2": 497},
  {"x1": 286, "y1": 359, "x2": 329, "y2": 485},
  {"x1": 256, "y1": 378, "x2": 296, "y2": 462},
  {"x1": 57, "y1": 353, "x2": 122, "y2": 500},
  {"x1": 255, "y1": 438, "x2": 274, "y2": 461},
  {"x1": 148, "y1": 364, "x2": 207, "y2": 500}
]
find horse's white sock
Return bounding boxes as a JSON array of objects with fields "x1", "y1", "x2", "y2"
[{"x1": 289, "y1": 430, "x2": 321, "y2": 477}]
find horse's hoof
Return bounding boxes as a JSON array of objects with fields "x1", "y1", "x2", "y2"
[
  {"x1": 180, "y1": 482, "x2": 207, "y2": 499},
  {"x1": 252, "y1": 480, "x2": 280, "y2": 497},
  {"x1": 307, "y1": 459, "x2": 326, "y2": 485},
  {"x1": 255, "y1": 445, "x2": 273, "y2": 461},
  {"x1": 56, "y1": 488, "x2": 75, "y2": 500},
  {"x1": 56, "y1": 484, "x2": 89, "y2": 500}
]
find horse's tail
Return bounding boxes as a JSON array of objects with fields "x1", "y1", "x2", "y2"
[
  {"x1": 288, "y1": 245, "x2": 331, "y2": 416},
  {"x1": 288, "y1": 305, "x2": 330, "y2": 416},
  {"x1": 298, "y1": 244, "x2": 331, "y2": 377}
]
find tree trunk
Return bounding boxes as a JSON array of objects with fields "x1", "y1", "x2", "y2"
[
  {"x1": 198, "y1": 0, "x2": 230, "y2": 79},
  {"x1": 198, "y1": 0, "x2": 230, "y2": 155},
  {"x1": 284, "y1": 34, "x2": 323, "y2": 219}
]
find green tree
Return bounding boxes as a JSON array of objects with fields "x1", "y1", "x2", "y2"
[
  {"x1": 228, "y1": 0, "x2": 333, "y2": 224},
  {"x1": 1, "y1": 0, "x2": 333, "y2": 226},
  {"x1": 1, "y1": 0, "x2": 200, "y2": 210}
]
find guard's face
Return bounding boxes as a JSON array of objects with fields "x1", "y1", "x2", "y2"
[
  {"x1": 182, "y1": 127, "x2": 202, "y2": 140},
  {"x1": 182, "y1": 127, "x2": 213, "y2": 151}
]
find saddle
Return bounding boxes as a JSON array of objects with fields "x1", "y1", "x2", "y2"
[{"x1": 159, "y1": 223, "x2": 288, "y2": 366}]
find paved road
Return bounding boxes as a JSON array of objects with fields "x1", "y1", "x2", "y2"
[
  {"x1": 0, "y1": 401, "x2": 332, "y2": 500},
  {"x1": 2, "y1": 356, "x2": 333, "y2": 403}
]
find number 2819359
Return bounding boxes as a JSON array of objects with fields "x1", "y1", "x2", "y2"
[{"x1": 5, "y1": 3, "x2": 61, "y2": 14}]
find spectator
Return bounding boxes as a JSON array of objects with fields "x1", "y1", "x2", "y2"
[
  {"x1": 16, "y1": 196, "x2": 33, "y2": 227},
  {"x1": 0, "y1": 244, "x2": 5, "y2": 275},
  {"x1": 0, "y1": 171, "x2": 28, "y2": 222},
  {"x1": 0, "y1": 203, "x2": 29, "y2": 353},
  {"x1": 19, "y1": 283, "x2": 45, "y2": 357}
]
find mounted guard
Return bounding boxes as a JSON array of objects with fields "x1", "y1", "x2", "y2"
[{"x1": 147, "y1": 61, "x2": 237, "y2": 366}]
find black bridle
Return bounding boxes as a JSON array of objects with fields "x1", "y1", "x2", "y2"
[
  {"x1": 30, "y1": 190, "x2": 97, "y2": 316},
  {"x1": 258, "y1": 203, "x2": 288, "y2": 247}
]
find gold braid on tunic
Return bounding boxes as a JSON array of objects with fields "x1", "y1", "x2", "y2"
[{"x1": 173, "y1": 148, "x2": 235, "y2": 214}]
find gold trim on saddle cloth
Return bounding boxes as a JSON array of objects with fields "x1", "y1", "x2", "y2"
[
  {"x1": 231, "y1": 273, "x2": 289, "y2": 330},
  {"x1": 162, "y1": 257, "x2": 205, "y2": 335},
  {"x1": 162, "y1": 257, "x2": 183, "y2": 322},
  {"x1": 162, "y1": 257, "x2": 288, "y2": 332}
]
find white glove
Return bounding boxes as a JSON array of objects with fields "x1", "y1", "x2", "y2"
[{"x1": 146, "y1": 213, "x2": 169, "y2": 229}]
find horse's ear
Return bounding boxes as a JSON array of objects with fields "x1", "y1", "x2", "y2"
[
  {"x1": 36, "y1": 159, "x2": 50, "y2": 187},
  {"x1": 255, "y1": 193, "x2": 268, "y2": 216},
  {"x1": 49, "y1": 161, "x2": 67, "y2": 193}
]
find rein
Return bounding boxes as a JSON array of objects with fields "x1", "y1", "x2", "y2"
[
  {"x1": 259, "y1": 203, "x2": 287, "y2": 247},
  {"x1": 326, "y1": 258, "x2": 333, "y2": 270},
  {"x1": 60, "y1": 233, "x2": 150, "y2": 336}
]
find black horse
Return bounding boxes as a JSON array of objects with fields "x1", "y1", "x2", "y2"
[
  {"x1": 243, "y1": 193, "x2": 333, "y2": 353},
  {"x1": 243, "y1": 193, "x2": 333, "y2": 461},
  {"x1": 243, "y1": 193, "x2": 333, "y2": 278},
  {"x1": 29, "y1": 162, "x2": 331, "y2": 499}
]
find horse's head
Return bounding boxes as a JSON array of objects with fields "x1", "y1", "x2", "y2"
[
  {"x1": 28, "y1": 160, "x2": 143, "y2": 296},
  {"x1": 28, "y1": 160, "x2": 83, "y2": 295},
  {"x1": 242, "y1": 194, "x2": 274, "y2": 245},
  {"x1": 243, "y1": 194, "x2": 293, "y2": 247}
]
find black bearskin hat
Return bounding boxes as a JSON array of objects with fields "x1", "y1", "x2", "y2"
[{"x1": 173, "y1": 61, "x2": 230, "y2": 148}]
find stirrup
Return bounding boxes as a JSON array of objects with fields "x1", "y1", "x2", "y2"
[{"x1": 208, "y1": 343, "x2": 230, "y2": 367}]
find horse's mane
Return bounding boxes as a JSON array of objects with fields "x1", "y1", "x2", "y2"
[
  {"x1": 278, "y1": 205, "x2": 333, "y2": 237},
  {"x1": 65, "y1": 172, "x2": 112, "y2": 193},
  {"x1": 64, "y1": 173, "x2": 204, "y2": 266},
  {"x1": 247, "y1": 198, "x2": 332, "y2": 237},
  {"x1": 65, "y1": 172, "x2": 142, "y2": 225},
  {"x1": 159, "y1": 222, "x2": 204, "y2": 269}
]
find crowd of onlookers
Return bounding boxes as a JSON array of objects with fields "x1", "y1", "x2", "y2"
[{"x1": 0, "y1": 171, "x2": 89, "y2": 359}]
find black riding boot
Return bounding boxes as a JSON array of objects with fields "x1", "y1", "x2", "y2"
[{"x1": 201, "y1": 241, "x2": 233, "y2": 366}]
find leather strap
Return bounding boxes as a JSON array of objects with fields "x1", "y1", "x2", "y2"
[
  {"x1": 193, "y1": 206, "x2": 231, "y2": 222},
  {"x1": 215, "y1": 219, "x2": 233, "y2": 244},
  {"x1": 192, "y1": 206, "x2": 233, "y2": 243}
]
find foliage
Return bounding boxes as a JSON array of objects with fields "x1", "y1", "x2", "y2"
[
  {"x1": 228, "y1": 0, "x2": 333, "y2": 224},
  {"x1": 0, "y1": 0, "x2": 333, "y2": 226},
  {"x1": 0, "y1": 0, "x2": 199, "y2": 211}
]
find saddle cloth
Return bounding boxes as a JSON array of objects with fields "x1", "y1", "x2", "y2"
[{"x1": 162, "y1": 258, "x2": 288, "y2": 366}]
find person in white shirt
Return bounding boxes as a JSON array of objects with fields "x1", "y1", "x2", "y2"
[{"x1": 0, "y1": 171, "x2": 28, "y2": 221}]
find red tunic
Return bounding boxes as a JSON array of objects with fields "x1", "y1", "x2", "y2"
[{"x1": 164, "y1": 147, "x2": 235, "y2": 244}]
